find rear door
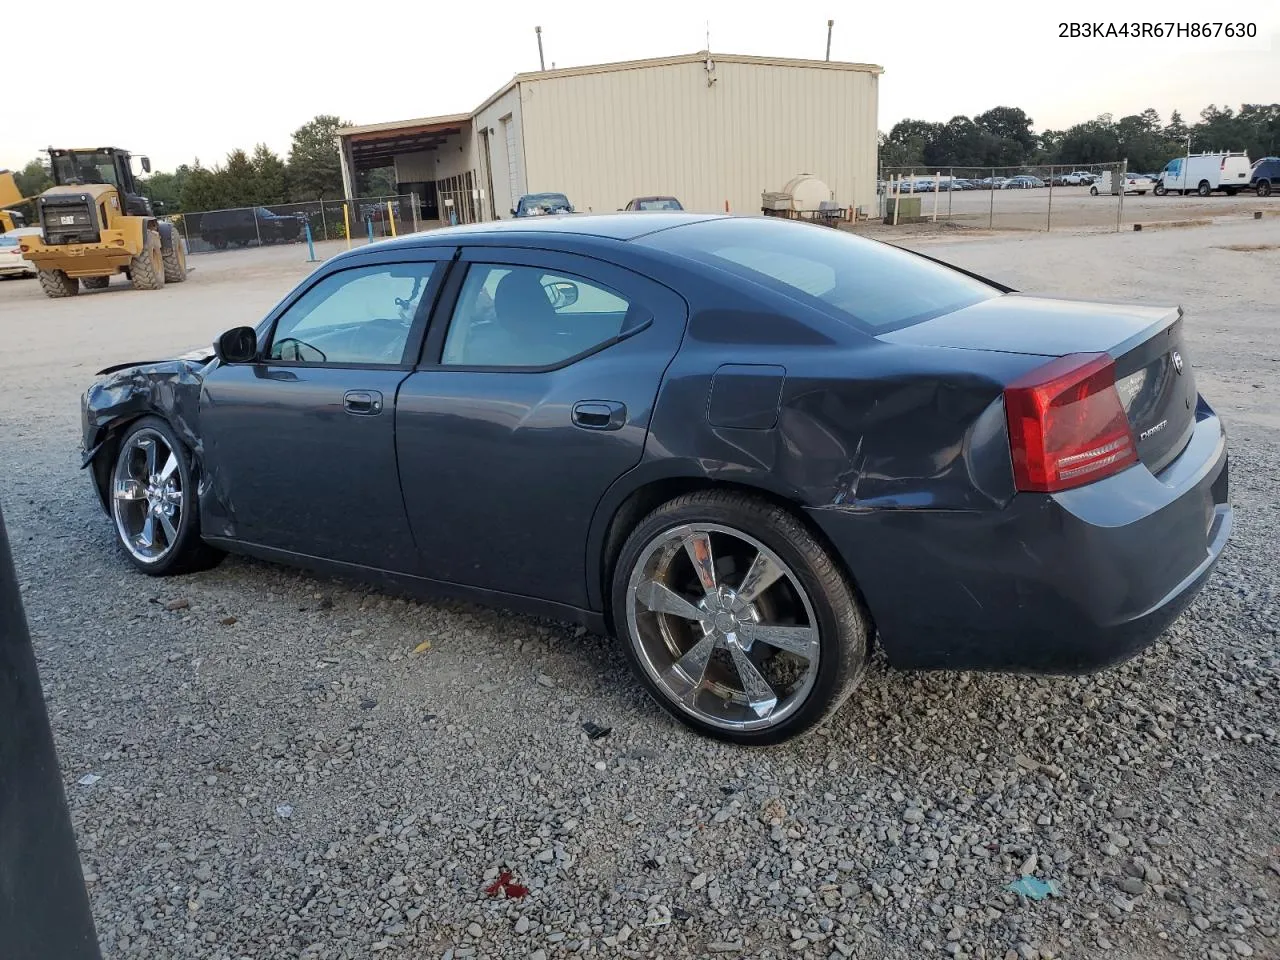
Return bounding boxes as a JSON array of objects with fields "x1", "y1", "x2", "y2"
[{"x1": 395, "y1": 245, "x2": 688, "y2": 608}]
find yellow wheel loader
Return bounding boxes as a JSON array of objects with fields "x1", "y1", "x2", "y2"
[{"x1": 16, "y1": 148, "x2": 186, "y2": 298}]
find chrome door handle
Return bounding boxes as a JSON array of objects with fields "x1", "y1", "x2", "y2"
[
  {"x1": 572, "y1": 400, "x2": 626, "y2": 430},
  {"x1": 343, "y1": 390, "x2": 383, "y2": 415}
]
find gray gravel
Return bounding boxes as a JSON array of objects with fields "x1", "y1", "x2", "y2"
[{"x1": 0, "y1": 222, "x2": 1277, "y2": 959}]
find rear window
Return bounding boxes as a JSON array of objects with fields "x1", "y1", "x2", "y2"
[
  {"x1": 646, "y1": 217, "x2": 1001, "y2": 332},
  {"x1": 0, "y1": 237, "x2": 18, "y2": 247}
]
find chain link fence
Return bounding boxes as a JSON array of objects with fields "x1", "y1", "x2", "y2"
[
  {"x1": 877, "y1": 163, "x2": 1140, "y2": 231},
  {"x1": 161, "y1": 194, "x2": 422, "y2": 255}
]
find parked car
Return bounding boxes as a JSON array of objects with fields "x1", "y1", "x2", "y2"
[
  {"x1": 622, "y1": 196, "x2": 684, "y2": 211},
  {"x1": 1246, "y1": 157, "x2": 1279, "y2": 197},
  {"x1": 80, "y1": 213, "x2": 1230, "y2": 744},
  {"x1": 1004, "y1": 176, "x2": 1044, "y2": 189},
  {"x1": 199, "y1": 207, "x2": 303, "y2": 249},
  {"x1": 0, "y1": 227, "x2": 39, "y2": 278},
  {"x1": 1090, "y1": 172, "x2": 1153, "y2": 195},
  {"x1": 513, "y1": 192, "x2": 574, "y2": 217}
]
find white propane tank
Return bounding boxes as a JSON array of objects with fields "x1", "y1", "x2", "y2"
[{"x1": 780, "y1": 173, "x2": 833, "y2": 211}]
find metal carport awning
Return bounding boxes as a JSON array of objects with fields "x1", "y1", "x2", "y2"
[{"x1": 339, "y1": 113, "x2": 471, "y2": 172}]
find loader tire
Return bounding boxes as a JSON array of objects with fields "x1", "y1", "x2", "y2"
[
  {"x1": 129, "y1": 230, "x2": 166, "y2": 291},
  {"x1": 38, "y1": 269, "x2": 79, "y2": 298},
  {"x1": 160, "y1": 228, "x2": 188, "y2": 283},
  {"x1": 81, "y1": 276, "x2": 110, "y2": 290}
]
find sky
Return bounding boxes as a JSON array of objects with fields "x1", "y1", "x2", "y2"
[{"x1": 3, "y1": 0, "x2": 1276, "y2": 173}]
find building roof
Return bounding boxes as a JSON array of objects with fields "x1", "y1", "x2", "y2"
[
  {"x1": 337, "y1": 51, "x2": 885, "y2": 156},
  {"x1": 473, "y1": 50, "x2": 884, "y2": 115}
]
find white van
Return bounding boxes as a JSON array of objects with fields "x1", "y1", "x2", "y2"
[{"x1": 1154, "y1": 152, "x2": 1252, "y2": 196}]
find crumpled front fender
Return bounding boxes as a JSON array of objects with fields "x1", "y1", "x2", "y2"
[{"x1": 80, "y1": 355, "x2": 214, "y2": 512}]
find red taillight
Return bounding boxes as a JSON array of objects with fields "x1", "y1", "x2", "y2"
[{"x1": 1004, "y1": 353, "x2": 1138, "y2": 493}]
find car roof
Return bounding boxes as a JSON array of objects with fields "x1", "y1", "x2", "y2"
[{"x1": 371, "y1": 212, "x2": 728, "y2": 246}]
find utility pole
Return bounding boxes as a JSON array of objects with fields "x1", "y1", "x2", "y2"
[
  {"x1": 826, "y1": 20, "x2": 834, "y2": 60},
  {"x1": 535, "y1": 26, "x2": 545, "y2": 71}
]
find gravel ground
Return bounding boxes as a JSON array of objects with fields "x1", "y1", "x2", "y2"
[{"x1": 0, "y1": 221, "x2": 1276, "y2": 960}]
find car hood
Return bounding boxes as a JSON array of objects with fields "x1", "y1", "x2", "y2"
[{"x1": 95, "y1": 345, "x2": 216, "y2": 377}]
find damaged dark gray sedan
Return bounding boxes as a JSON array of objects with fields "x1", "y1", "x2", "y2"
[{"x1": 81, "y1": 214, "x2": 1232, "y2": 743}]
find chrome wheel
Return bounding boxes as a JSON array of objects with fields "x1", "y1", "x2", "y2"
[
  {"x1": 625, "y1": 523, "x2": 820, "y2": 732},
  {"x1": 111, "y1": 429, "x2": 183, "y2": 564}
]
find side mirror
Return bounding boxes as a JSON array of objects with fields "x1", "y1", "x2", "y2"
[
  {"x1": 140, "y1": 156, "x2": 151, "y2": 174},
  {"x1": 215, "y1": 326, "x2": 258, "y2": 364},
  {"x1": 544, "y1": 280, "x2": 579, "y2": 310}
]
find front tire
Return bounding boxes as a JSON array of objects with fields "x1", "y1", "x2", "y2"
[
  {"x1": 160, "y1": 227, "x2": 188, "y2": 282},
  {"x1": 109, "y1": 417, "x2": 224, "y2": 576},
  {"x1": 611, "y1": 491, "x2": 869, "y2": 744},
  {"x1": 1258, "y1": 180, "x2": 1272, "y2": 198},
  {"x1": 38, "y1": 269, "x2": 79, "y2": 298},
  {"x1": 1154, "y1": 183, "x2": 1167, "y2": 196},
  {"x1": 1089, "y1": 186, "x2": 1099, "y2": 196},
  {"x1": 129, "y1": 230, "x2": 165, "y2": 291}
]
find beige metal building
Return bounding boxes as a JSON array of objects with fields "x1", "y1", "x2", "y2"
[{"x1": 337, "y1": 51, "x2": 882, "y2": 225}]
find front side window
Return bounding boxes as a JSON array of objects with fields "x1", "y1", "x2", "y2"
[
  {"x1": 267, "y1": 263, "x2": 435, "y2": 365},
  {"x1": 441, "y1": 264, "x2": 631, "y2": 367}
]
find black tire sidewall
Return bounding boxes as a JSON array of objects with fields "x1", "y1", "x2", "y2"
[
  {"x1": 112, "y1": 416, "x2": 202, "y2": 576},
  {"x1": 610, "y1": 494, "x2": 866, "y2": 744}
]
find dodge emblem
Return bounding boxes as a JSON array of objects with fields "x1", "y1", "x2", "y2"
[{"x1": 1171, "y1": 351, "x2": 1184, "y2": 374}]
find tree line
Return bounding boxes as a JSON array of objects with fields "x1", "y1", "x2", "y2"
[
  {"x1": 9, "y1": 115, "x2": 396, "y2": 214},
  {"x1": 881, "y1": 103, "x2": 1279, "y2": 172}
]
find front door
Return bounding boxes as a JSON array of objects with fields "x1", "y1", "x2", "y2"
[
  {"x1": 395, "y1": 246, "x2": 688, "y2": 608},
  {"x1": 199, "y1": 254, "x2": 447, "y2": 572}
]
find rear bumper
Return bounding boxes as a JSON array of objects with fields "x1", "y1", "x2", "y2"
[{"x1": 810, "y1": 398, "x2": 1231, "y2": 673}]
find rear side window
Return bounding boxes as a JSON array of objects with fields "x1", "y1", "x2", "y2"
[{"x1": 647, "y1": 217, "x2": 1000, "y2": 332}]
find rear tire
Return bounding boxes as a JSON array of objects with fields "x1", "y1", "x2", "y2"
[
  {"x1": 81, "y1": 276, "x2": 110, "y2": 290},
  {"x1": 108, "y1": 416, "x2": 224, "y2": 576},
  {"x1": 38, "y1": 269, "x2": 79, "y2": 298},
  {"x1": 1258, "y1": 180, "x2": 1272, "y2": 198},
  {"x1": 1224, "y1": 188, "x2": 1238, "y2": 197},
  {"x1": 129, "y1": 230, "x2": 165, "y2": 291},
  {"x1": 160, "y1": 229, "x2": 188, "y2": 283},
  {"x1": 1197, "y1": 181, "x2": 1211, "y2": 197},
  {"x1": 611, "y1": 490, "x2": 870, "y2": 745}
]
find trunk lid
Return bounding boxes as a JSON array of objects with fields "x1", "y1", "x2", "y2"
[{"x1": 879, "y1": 293, "x2": 1197, "y2": 473}]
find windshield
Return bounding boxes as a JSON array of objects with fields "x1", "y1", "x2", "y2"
[
  {"x1": 51, "y1": 151, "x2": 120, "y2": 188},
  {"x1": 646, "y1": 217, "x2": 1000, "y2": 333},
  {"x1": 0, "y1": 237, "x2": 18, "y2": 247},
  {"x1": 636, "y1": 198, "x2": 682, "y2": 210},
  {"x1": 520, "y1": 193, "x2": 570, "y2": 213}
]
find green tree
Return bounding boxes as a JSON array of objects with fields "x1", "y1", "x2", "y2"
[
  {"x1": 179, "y1": 161, "x2": 231, "y2": 213},
  {"x1": 14, "y1": 158, "x2": 52, "y2": 198},
  {"x1": 357, "y1": 166, "x2": 397, "y2": 198},
  {"x1": 221, "y1": 149, "x2": 256, "y2": 208},
  {"x1": 975, "y1": 106, "x2": 1036, "y2": 161},
  {"x1": 141, "y1": 164, "x2": 192, "y2": 212},
  {"x1": 251, "y1": 144, "x2": 289, "y2": 205},
  {"x1": 288, "y1": 114, "x2": 349, "y2": 201}
]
